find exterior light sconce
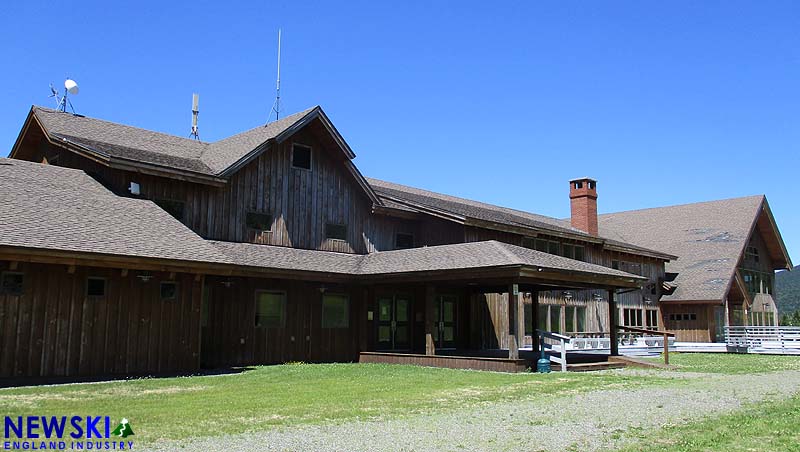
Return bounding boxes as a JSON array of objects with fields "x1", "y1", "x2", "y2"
[
  {"x1": 592, "y1": 293, "x2": 604, "y2": 302},
  {"x1": 221, "y1": 280, "x2": 233, "y2": 288},
  {"x1": 644, "y1": 296, "x2": 653, "y2": 304},
  {"x1": 563, "y1": 291, "x2": 574, "y2": 301},
  {"x1": 319, "y1": 286, "x2": 327, "y2": 294},
  {"x1": 136, "y1": 273, "x2": 152, "y2": 283}
]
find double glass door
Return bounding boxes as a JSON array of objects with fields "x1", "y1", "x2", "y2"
[
  {"x1": 434, "y1": 295, "x2": 457, "y2": 349},
  {"x1": 377, "y1": 295, "x2": 411, "y2": 350}
]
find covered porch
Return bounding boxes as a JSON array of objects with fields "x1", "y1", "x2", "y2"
[{"x1": 357, "y1": 245, "x2": 647, "y2": 372}]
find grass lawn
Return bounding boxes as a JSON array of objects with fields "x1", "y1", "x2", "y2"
[
  {"x1": 1, "y1": 354, "x2": 798, "y2": 447},
  {"x1": 650, "y1": 352, "x2": 800, "y2": 374},
  {"x1": 0, "y1": 363, "x2": 665, "y2": 444},
  {"x1": 618, "y1": 394, "x2": 800, "y2": 452}
]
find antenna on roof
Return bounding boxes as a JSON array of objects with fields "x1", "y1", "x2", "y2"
[
  {"x1": 190, "y1": 93, "x2": 200, "y2": 140},
  {"x1": 267, "y1": 29, "x2": 282, "y2": 124},
  {"x1": 49, "y1": 78, "x2": 80, "y2": 113}
]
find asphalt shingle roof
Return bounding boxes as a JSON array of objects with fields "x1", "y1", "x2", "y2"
[
  {"x1": 32, "y1": 106, "x2": 317, "y2": 176},
  {"x1": 1, "y1": 159, "x2": 642, "y2": 285},
  {"x1": 367, "y1": 178, "x2": 591, "y2": 236},
  {"x1": 211, "y1": 239, "x2": 644, "y2": 280},
  {"x1": 598, "y1": 196, "x2": 765, "y2": 302},
  {"x1": 0, "y1": 158, "x2": 228, "y2": 264}
]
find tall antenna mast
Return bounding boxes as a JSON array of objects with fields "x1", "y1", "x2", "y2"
[
  {"x1": 268, "y1": 29, "x2": 282, "y2": 123},
  {"x1": 190, "y1": 93, "x2": 200, "y2": 140}
]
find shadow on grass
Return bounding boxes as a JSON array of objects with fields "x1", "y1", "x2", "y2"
[{"x1": 0, "y1": 366, "x2": 258, "y2": 389}]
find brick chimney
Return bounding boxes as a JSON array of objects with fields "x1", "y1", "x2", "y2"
[{"x1": 569, "y1": 177, "x2": 598, "y2": 236}]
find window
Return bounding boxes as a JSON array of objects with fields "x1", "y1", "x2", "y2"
[
  {"x1": 588, "y1": 181, "x2": 596, "y2": 190},
  {"x1": 521, "y1": 237, "x2": 536, "y2": 250},
  {"x1": 562, "y1": 244, "x2": 574, "y2": 259},
  {"x1": 155, "y1": 199, "x2": 185, "y2": 221},
  {"x1": 0, "y1": 272, "x2": 23, "y2": 295},
  {"x1": 547, "y1": 241, "x2": 560, "y2": 256},
  {"x1": 326, "y1": 223, "x2": 347, "y2": 241},
  {"x1": 612, "y1": 260, "x2": 620, "y2": 270},
  {"x1": 745, "y1": 246, "x2": 760, "y2": 264},
  {"x1": 669, "y1": 313, "x2": 697, "y2": 322},
  {"x1": 742, "y1": 269, "x2": 774, "y2": 295},
  {"x1": 565, "y1": 306, "x2": 576, "y2": 333},
  {"x1": 576, "y1": 306, "x2": 586, "y2": 332},
  {"x1": 395, "y1": 233, "x2": 414, "y2": 250},
  {"x1": 87, "y1": 277, "x2": 106, "y2": 298},
  {"x1": 291, "y1": 144, "x2": 312, "y2": 170},
  {"x1": 623, "y1": 308, "x2": 643, "y2": 327},
  {"x1": 537, "y1": 305, "x2": 548, "y2": 331},
  {"x1": 322, "y1": 294, "x2": 349, "y2": 328},
  {"x1": 255, "y1": 291, "x2": 286, "y2": 328},
  {"x1": 161, "y1": 282, "x2": 178, "y2": 301},
  {"x1": 574, "y1": 246, "x2": 585, "y2": 262},
  {"x1": 646, "y1": 310, "x2": 659, "y2": 329},
  {"x1": 574, "y1": 181, "x2": 583, "y2": 189},
  {"x1": 246, "y1": 212, "x2": 273, "y2": 231},
  {"x1": 550, "y1": 305, "x2": 562, "y2": 333},
  {"x1": 534, "y1": 239, "x2": 548, "y2": 252}
]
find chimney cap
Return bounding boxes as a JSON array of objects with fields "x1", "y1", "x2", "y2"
[{"x1": 569, "y1": 176, "x2": 597, "y2": 183}]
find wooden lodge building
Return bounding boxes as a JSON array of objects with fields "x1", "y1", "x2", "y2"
[{"x1": 0, "y1": 105, "x2": 792, "y2": 379}]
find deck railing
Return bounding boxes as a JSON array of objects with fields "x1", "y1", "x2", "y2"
[
  {"x1": 724, "y1": 326, "x2": 800, "y2": 354},
  {"x1": 536, "y1": 329, "x2": 571, "y2": 372},
  {"x1": 617, "y1": 326, "x2": 675, "y2": 365}
]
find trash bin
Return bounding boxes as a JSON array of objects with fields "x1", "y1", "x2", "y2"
[{"x1": 537, "y1": 357, "x2": 551, "y2": 373}]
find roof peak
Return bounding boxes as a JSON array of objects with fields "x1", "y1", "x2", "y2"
[
  {"x1": 599, "y1": 195, "x2": 765, "y2": 218},
  {"x1": 31, "y1": 104, "x2": 320, "y2": 146}
]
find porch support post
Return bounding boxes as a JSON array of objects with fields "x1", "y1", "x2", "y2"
[
  {"x1": 531, "y1": 289, "x2": 540, "y2": 353},
  {"x1": 608, "y1": 288, "x2": 619, "y2": 356},
  {"x1": 425, "y1": 285, "x2": 436, "y2": 356},
  {"x1": 508, "y1": 284, "x2": 520, "y2": 359}
]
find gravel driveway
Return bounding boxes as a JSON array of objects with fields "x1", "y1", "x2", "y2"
[{"x1": 141, "y1": 369, "x2": 800, "y2": 452}]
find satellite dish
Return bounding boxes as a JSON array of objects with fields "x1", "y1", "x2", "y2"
[{"x1": 64, "y1": 79, "x2": 79, "y2": 95}]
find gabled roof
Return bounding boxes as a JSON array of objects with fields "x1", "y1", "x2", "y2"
[
  {"x1": 0, "y1": 158, "x2": 229, "y2": 265},
  {"x1": 367, "y1": 177, "x2": 676, "y2": 260},
  {"x1": 598, "y1": 196, "x2": 792, "y2": 303},
  {"x1": 15, "y1": 106, "x2": 381, "y2": 204}
]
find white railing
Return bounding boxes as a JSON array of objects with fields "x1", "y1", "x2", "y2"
[
  {"x1": 724, "y1": 326, "x2": 800, "y2": 354},
  {"x1": 536, "y1": 329, "x2": 571, "y2": 372}
]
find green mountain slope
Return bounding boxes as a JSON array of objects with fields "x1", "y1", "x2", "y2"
[{"x1": 776, "y1": 266, "x2": 800, "y2": 314}]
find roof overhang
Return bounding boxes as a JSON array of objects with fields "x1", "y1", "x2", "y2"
[
  {"x1": 756, "y1": 199, "x2": 793, "y2": 270},
  {"x1": 12, "y1": 107, "x2": 227, "y2": 186}
]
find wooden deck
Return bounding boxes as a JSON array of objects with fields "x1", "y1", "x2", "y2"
[
  {"x1": 359, "y1": 352, "x2": 529, "y2": 373},
  {"x1": 359, "y1": 349, "x2": 623, "y2": 373}
]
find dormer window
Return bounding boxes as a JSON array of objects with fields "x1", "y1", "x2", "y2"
[{"x1": 292, "y1": 144, "x2": 312, "y2": 170}]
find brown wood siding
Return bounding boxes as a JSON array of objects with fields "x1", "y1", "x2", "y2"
[
  {"x1": 0, "y1": 260, "x2": 202, "y2": 379},
  {"x1": 201, "y1": 276, "x2": 366, "y2": 368},
  {"x1": 662, "y1": 304, "x2": 714, "y2": 342},
  {"x1": 31, "y1": 124, "x2": 374, "y2": 254}
]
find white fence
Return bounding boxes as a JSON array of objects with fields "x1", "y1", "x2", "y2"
[{"x1": 724, "y1": 326, "x2": 800, "y2": 354}]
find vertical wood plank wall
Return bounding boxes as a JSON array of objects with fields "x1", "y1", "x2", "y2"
[
  {"x1": 0, "y1": 260, "x2": 202, "y2": 379},
  {"x1": 201, "y1": 276, "x2": 366, "y2": 368}
]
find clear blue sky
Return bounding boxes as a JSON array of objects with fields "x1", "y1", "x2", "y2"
[{"x1": 1, "y1": 1, "x2": 798, "y2": 263}]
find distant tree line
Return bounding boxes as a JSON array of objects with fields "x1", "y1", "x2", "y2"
[{"x1": 780, "y1": 310, "x2": 800, "y2": 326}]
